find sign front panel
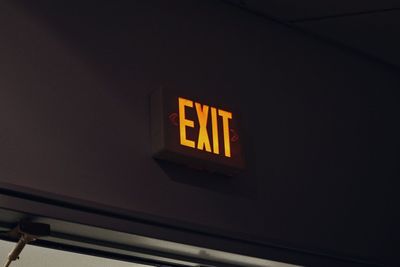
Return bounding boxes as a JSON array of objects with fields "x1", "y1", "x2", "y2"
[{"x1": 151, "y1": 89, "x2": 245, "y2": 175}]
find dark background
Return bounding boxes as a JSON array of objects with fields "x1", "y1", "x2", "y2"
[{"x1": 0, "y1": 0, "x2": 399, "y2": 266}]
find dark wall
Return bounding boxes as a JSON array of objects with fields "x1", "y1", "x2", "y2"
[{"x1": 0, "y1": 0, "x2": 399, "y2": 266}]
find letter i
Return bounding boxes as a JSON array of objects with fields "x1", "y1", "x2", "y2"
[{"x1": 211, "y1": 107, "x2": 219, "y2": 154}]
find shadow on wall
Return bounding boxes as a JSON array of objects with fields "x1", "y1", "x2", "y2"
[{"x1": 156, "y1": 159, "x2": 258, "y2": 199}]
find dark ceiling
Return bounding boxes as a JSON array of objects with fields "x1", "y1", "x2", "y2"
[{"x1": 222, "y1": 0, "x2": 400, "y2": 68}]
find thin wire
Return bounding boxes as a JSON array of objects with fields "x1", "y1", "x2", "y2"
[{"x1": 3, "y1": 259, "x2": 12, "y2": 267}]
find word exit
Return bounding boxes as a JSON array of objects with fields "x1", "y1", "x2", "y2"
[{"x1": 178, "y1": 97, "x2": 232, "y2": 158}]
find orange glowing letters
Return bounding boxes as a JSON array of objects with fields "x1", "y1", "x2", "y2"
[{"x1": 178, "y1": 97, "x2": 232, "y2": 158}]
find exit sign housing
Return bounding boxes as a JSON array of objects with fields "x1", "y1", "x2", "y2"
[{"x1": 151, "y1": 88, "x2": 245, "y2": 176}]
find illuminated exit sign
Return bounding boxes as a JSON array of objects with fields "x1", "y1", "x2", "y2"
[{"x1": 151, "y1": 89, "x2": 245, "y2": 175}]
